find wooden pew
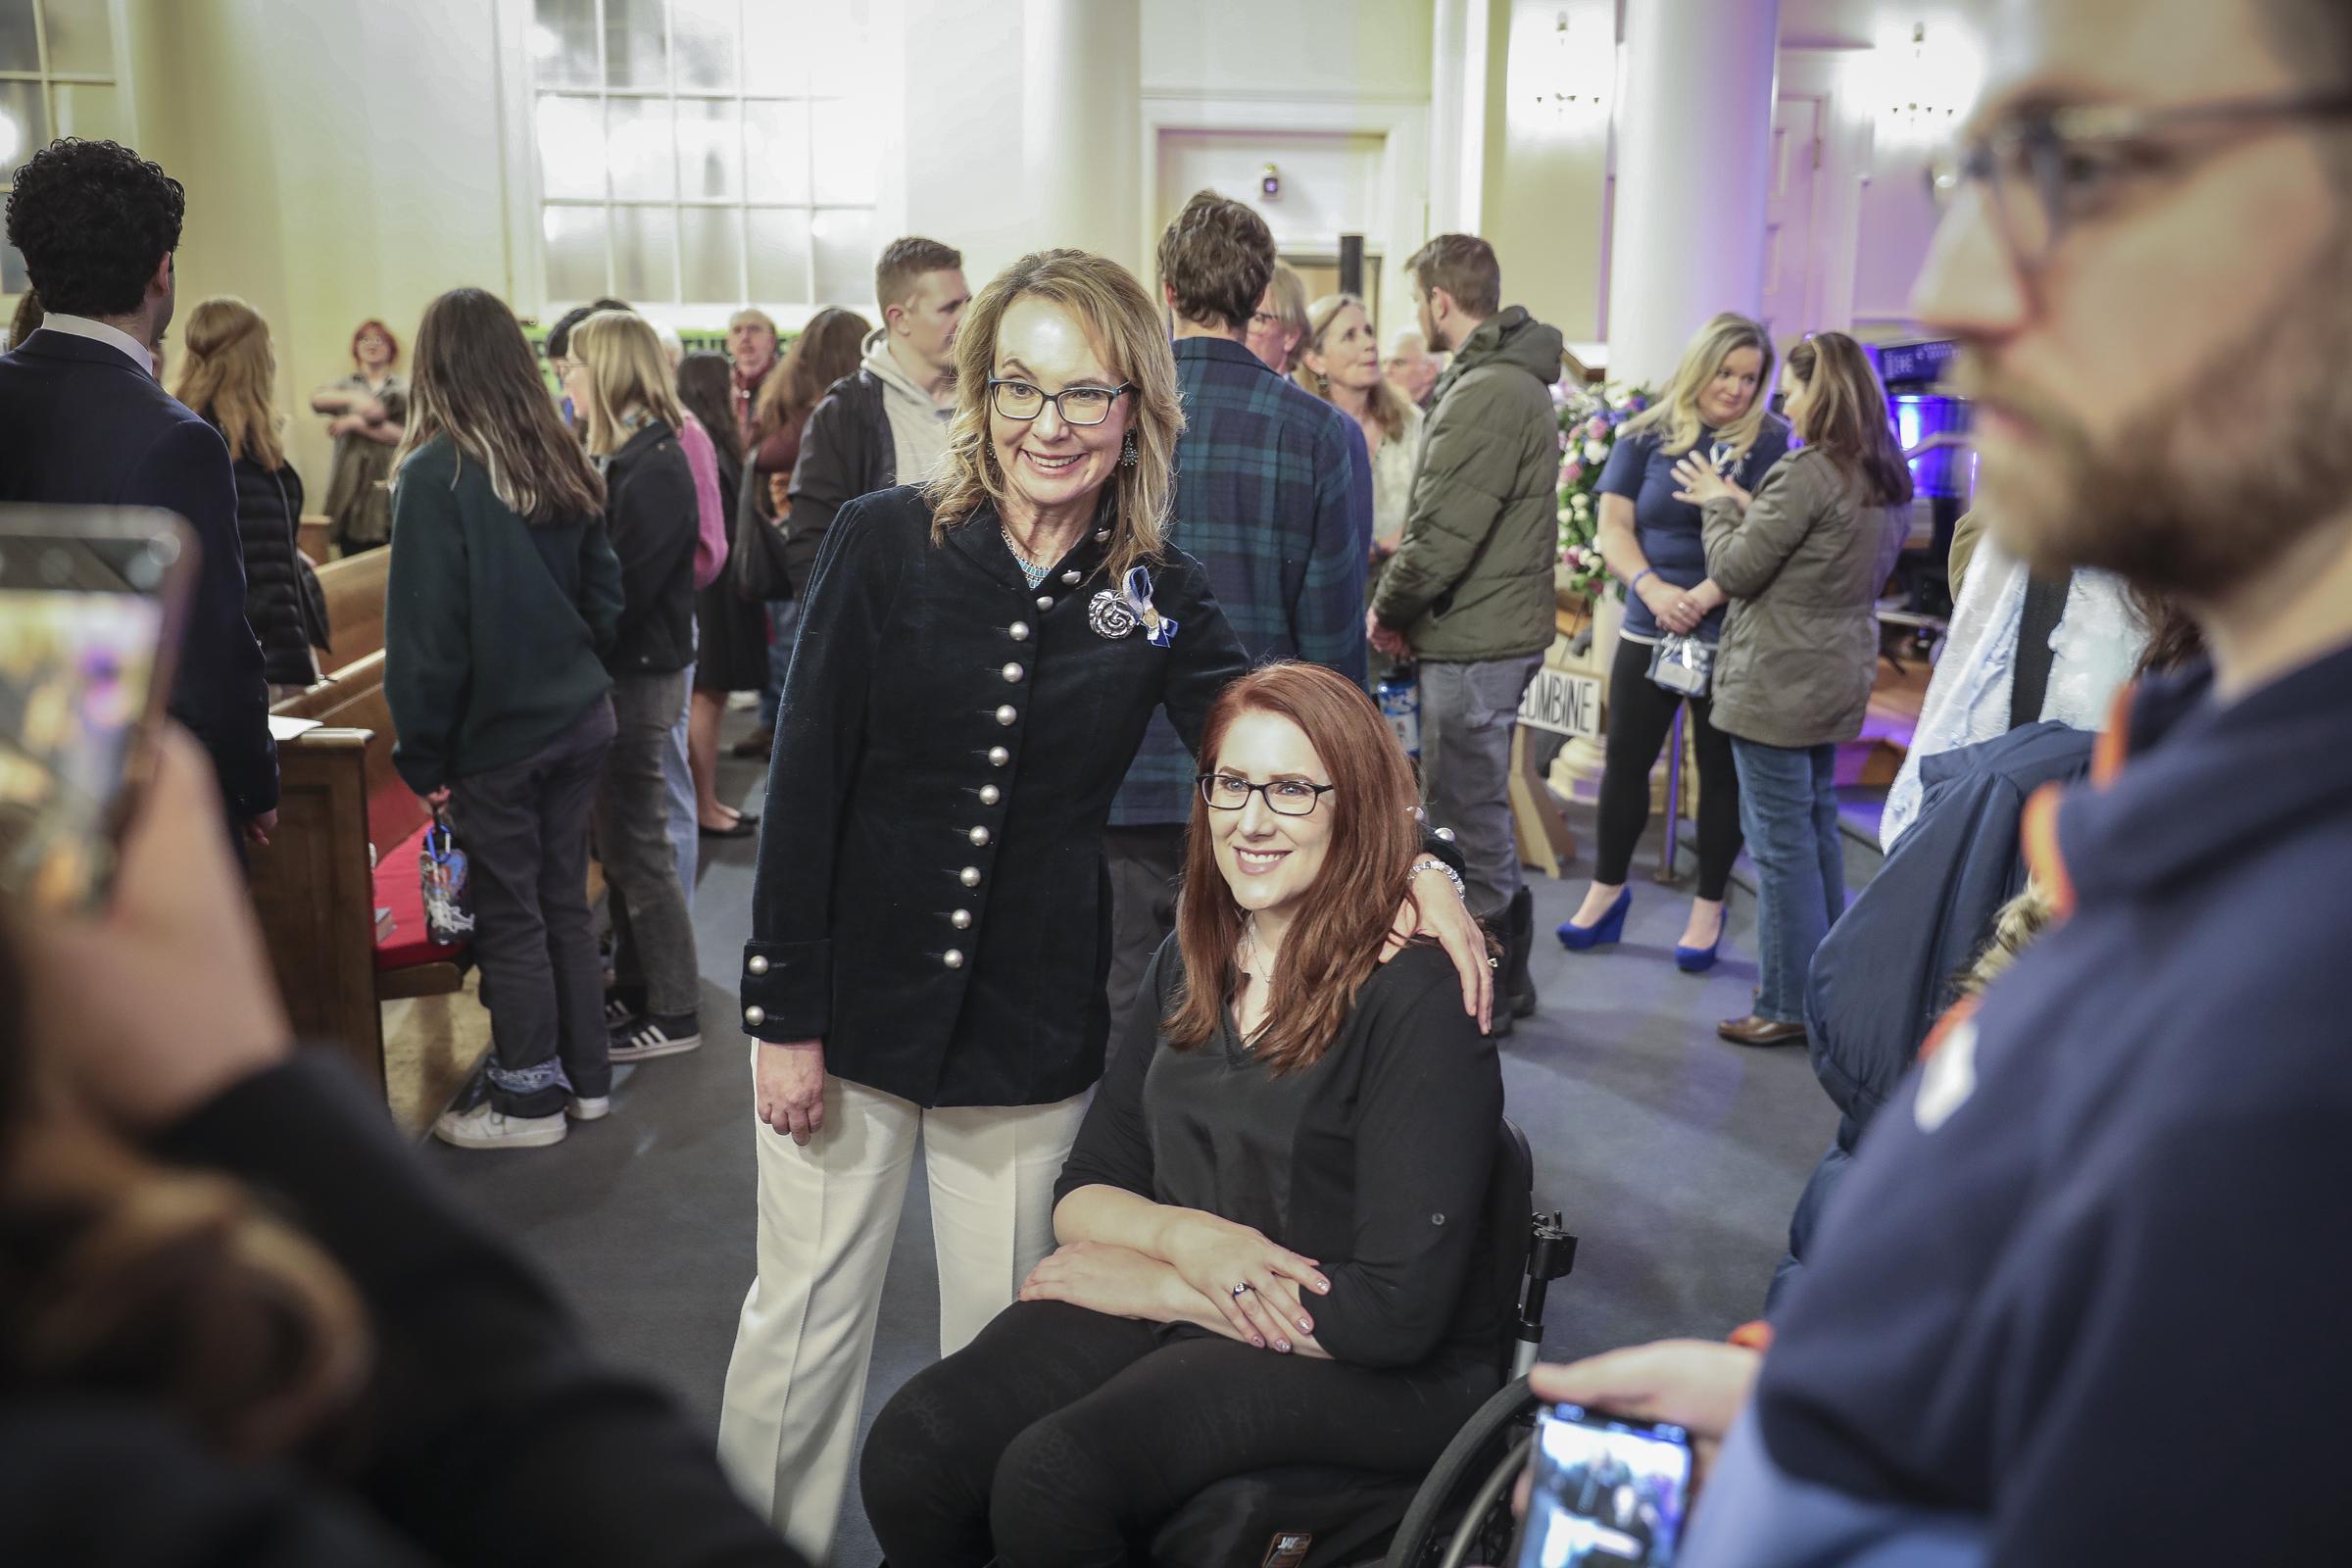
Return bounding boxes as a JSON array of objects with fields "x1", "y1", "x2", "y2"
[
  {"x1": 298, "y1": 512, "x2": 333, "y2": 564},
  {"x1": 257, "y1": 546, "x2": 493, "y2": 1133},
  {"x1": 255, "y1": 653, "x2": 476, "y2": 1105},
  {"x1": 314, "y1": 547, "x2": 390, "y2": 677}
]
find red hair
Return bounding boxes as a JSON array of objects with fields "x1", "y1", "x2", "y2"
[
  {"x1": 1167, "y1": 663, "x2": 1425, "y2": 1074},
  {"x1": 351, "y1": 318, "x2": 399, "y2": 367}
]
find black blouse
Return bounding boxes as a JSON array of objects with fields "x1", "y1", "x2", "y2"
[
  {"x1": 740, "y1": 485, "x2": 1250, "y2": 1108},
  {"x1": 1056, "y1": 939, "x2": 1506, "y2": 1371}
]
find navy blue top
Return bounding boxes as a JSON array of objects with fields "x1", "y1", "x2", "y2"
[
  {"x1": 1754, "y1": 643, "x2": 2352, "y2": 1562},
  {"x1": 1596, "y1": 416, "x2": 1789, "y2": 642}
]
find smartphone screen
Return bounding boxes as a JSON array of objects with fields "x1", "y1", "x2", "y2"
[
  {"x1": 1512, "y1": 1402, "x2": 1695, "y2": 1568},
  {"x1": 0, "y1": 510, "x2": 192, "y2": 910}
]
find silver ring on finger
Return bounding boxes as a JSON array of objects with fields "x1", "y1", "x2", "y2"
[{"x1": 1232, "y1": 1282, "x2": 1253, "y2": 1298}]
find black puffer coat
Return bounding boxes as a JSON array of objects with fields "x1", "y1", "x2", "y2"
[{"x1": 211, "y1": 413, "x2": 328, "y2": 688}]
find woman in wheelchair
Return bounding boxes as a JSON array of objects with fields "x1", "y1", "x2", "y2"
[{"x1": 860, "y1": 662, "x2": 1506, "y2": 1566}]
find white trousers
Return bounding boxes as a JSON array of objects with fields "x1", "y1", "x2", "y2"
[{"x1": 715, "y1": 1068, "x2": 1089, "y2": 1564}]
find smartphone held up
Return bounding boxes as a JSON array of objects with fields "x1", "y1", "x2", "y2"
[
  {"x1": 0, "y1": 508, "x2": 194, "y2": 912},
  {"x1": 1512, "y1": 1402, "x2": 1695, "y2": 1568}
]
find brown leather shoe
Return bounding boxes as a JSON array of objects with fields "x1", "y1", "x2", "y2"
[{"x1": 1718, "y1": 1014, "x2": 1807, "y2": 1048}]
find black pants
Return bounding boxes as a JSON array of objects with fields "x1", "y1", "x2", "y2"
[
  {"x1": 446, "y1": 697, "x2": 616, "y2": 1116},
  {"x1": 1593, "y1": 634, "x2": 1741, "y2": 900},
  {"x1": 861, "y1": 1299, "x2": 1494, "y2": 1568}
]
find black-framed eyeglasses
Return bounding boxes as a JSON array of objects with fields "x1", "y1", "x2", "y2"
[
  {"x1": 1248, "y1": 311, "x2": 1281, "y2": 331},
  {"x1": 987, "y1": 377, "x2": 1134, "y2": 426},
  {"x1": 1926, "y1": 90, "x2": 2352, "y2": 272},
  {"x1": 1198, "y1": 772, "x2": 1334, "y2": 816}
]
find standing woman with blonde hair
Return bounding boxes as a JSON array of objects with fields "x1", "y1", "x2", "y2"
[
  {"x1": 716, "y1": 248, "x2": 1490, "y2": 1560},
  {"x1": 1680, "y1": 330, "x2": 1911, "y2": 1047},
  {"x1": 1297, "y1": 292, "x2": 1424, "y2": 563},
  {"x1": 173, "y1": 297, "x2": 328, "y2": 697},
  {"x1": 559, "y1": 311, "x2": 705, "y2": 1065},
  {"x1": 1558, "y1": 313, "x2": 1788, "y2": 972}
]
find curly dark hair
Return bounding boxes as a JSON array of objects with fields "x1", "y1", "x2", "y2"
[
  {"x1": 1156, "y1": 190, "x2": 1274, "y2": 333},
  {"x1": 4, "y1": 139, "x2": 185, "y2": 319}
]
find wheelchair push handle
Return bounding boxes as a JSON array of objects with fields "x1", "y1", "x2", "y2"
[{"x1": 1512, "y1": 1211, "x2": 1578, "y2": 1376}]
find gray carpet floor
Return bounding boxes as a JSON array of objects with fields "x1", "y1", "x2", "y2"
[{"x1": 425, "y1": 723, "x2": 1845, "y2": 1567}]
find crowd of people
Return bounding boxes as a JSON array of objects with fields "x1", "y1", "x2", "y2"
[{"x1": 5, "y1": 0, "x2": 2352, "y2": 1560}]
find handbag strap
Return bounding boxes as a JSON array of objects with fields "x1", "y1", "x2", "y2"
[{"x1": 2008, "y1": 569, "x2": 2072, "y2": 729}]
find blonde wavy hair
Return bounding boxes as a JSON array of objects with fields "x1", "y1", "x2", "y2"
[
  {"x1": 568, "y1": 310, "x2": 687, "y2": 458},
  {"x1": 924, "y1": 250, "x2": 1184, "y2": 584},
  {"x1": 1294, "y1": 293, "x2": 1415, "y2": 441},
  {"x1": 1620, "y1": 312, "x2": 1776, "y2": 461},
  {"x1": 172, "y1": 297, "x2": 285, "y2": 469}
]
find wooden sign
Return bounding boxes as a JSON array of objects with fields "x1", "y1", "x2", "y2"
[{"x1": 1516, "y1": 666, "x2": 1601, "y2": 740}]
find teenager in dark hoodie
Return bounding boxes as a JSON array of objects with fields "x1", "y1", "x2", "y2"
[{"x1": 1534, "y1": 3, "x2": 2352, "y2": 1563}]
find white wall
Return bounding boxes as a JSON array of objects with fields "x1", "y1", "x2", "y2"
[
  {"x1": 1142, "y1": 0, "x2": 1432, "y2": 99},
  {"x1": 1138, "y1": 0, "x2": 1436, "y2": 340},
  {"x1": 128, "y1": 0, "x2": 513, "y2": 490}
]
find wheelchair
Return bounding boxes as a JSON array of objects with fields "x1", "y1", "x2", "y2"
[{"x1": 1146, "y1": 1119, "x2": 1578, "y2": 1568}]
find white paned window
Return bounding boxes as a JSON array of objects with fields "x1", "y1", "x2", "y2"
[
  {"x1": 525, "y1": 0, "x2": 876, "y2": 310},
  {"x1": 1, "y1": 0, "x2": 127, "y2": 297}
]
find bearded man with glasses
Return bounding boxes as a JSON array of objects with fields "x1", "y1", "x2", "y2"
[{"x1": 1525, "y1": 3, "x2": 2352, "y2": 1563}]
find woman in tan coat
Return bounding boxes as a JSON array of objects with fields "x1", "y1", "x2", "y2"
[{"x1": 1679, "y1": 332, "x2": 1911, "y2": 1048}]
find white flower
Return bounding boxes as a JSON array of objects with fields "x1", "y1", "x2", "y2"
[
  {"x1": 1557, "y1": 507, "x2": 1573, "y2": 525},
  {"x1": 1571, "y1": 493, "x2": 1592, "y2": 514},
  {"x1": 1583, "y1": 438, "x2": 1607, "y2": 464}
]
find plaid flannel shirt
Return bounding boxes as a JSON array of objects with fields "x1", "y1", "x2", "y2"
[{"x1": 1107, "y1": 337, "x2": 1373, "y2": 827}]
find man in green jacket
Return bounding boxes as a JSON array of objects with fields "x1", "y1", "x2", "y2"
[{"x1": 1370, "y1": 234, "x2": 1564, "y2": 1034}]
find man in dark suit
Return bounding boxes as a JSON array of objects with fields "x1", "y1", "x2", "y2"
[{"x1": 0, "y1": 137, "x2": 276, "y2": 839}]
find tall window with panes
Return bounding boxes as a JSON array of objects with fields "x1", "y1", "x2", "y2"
[
  {"x1": 527, "y1": 0, "x2": 878, "y2": 311},
  {"x1": 1, "y1": 0, "x2": 126, "y2": 300}
]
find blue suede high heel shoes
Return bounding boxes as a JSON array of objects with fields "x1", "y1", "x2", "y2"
[
  {"x1": 1556, "y1": 887, "x2": 1631, "y2": 951},
  {"x1": 1674, "y1": 933, "x2": 1723, "y2": 973}
]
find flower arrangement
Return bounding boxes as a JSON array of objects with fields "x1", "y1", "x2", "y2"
[{"x1": 1554, "y1": 381, "x2": 1656, "y2": 601}]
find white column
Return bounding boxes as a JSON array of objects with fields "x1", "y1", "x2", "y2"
[
  {"x1": 1602, "y1": 0, "x2": 1781, "y2": 385},
  {"x1": 1021, "y1": 0, "x2": 1142, "y2": 273}
]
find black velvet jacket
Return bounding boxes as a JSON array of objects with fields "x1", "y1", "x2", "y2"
[{"x1": 741, "y1": 484, "x2": 1250, "y2": 1108}]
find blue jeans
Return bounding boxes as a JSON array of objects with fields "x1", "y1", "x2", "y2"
[
  {"x1": 758, "y1": 600, "x2": 800, "y2": 729},
  {"x1": 663, "y1": 660, "x2": 697, "y2": 915},
  {"x1": 1731, "y1": 738, "x2": 1845, "y2": 1026}
]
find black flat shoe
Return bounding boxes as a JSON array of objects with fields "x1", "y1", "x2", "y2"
[{"x1": 698, "y1": 815, "x2": 759, "y2": 840}]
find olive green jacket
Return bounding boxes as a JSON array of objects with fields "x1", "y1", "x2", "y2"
[
  {"x1": 1701, "y1": 446, "x2": 1911, "y2": 750},
  {"x1": 1371, "y1": 306, "x2": 1565, "y2": 662}
]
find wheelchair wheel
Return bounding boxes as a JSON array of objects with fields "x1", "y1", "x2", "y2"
[{"x1": 1383, "y1": 1376, "x2": 1542, "y2": 1568}]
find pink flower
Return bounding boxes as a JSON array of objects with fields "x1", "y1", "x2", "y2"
[
  {"x1": 1560, "y1": 459, "x2": 1584, "y2": 485},
  {"x1": 1585, "y1": 416, "x2": 1608, "y2": 440}
]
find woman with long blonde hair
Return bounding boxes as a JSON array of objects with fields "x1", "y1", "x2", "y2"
[
  {"x1": 1559, "y1": 312, "x2": 1788, "y2": 972},
  {"x1": 173, "y1": 297, "x2": 327, "y2": 694},
  {"x1": 716, "y1": 249, "x2": 1490, "y2": 1557},
  {"x1": 1682, "y1": 330, "x2": 1912, "y2": 1047},
  {"x1": 557, "y1": 310, "x2": 705, "y2": 1070},
  {"x1": 1295, "y1": 293, "x2": 1424, "y2": 563}
]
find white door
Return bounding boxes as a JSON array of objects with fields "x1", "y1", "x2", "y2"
[{"x1": 1760, "y1": 95, "x2": 1823, "y2": 342}]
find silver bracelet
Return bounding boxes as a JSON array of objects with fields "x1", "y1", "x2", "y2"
[{"x1": 1410, "y1": 856, "x2": 1467, "y2": 902}]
